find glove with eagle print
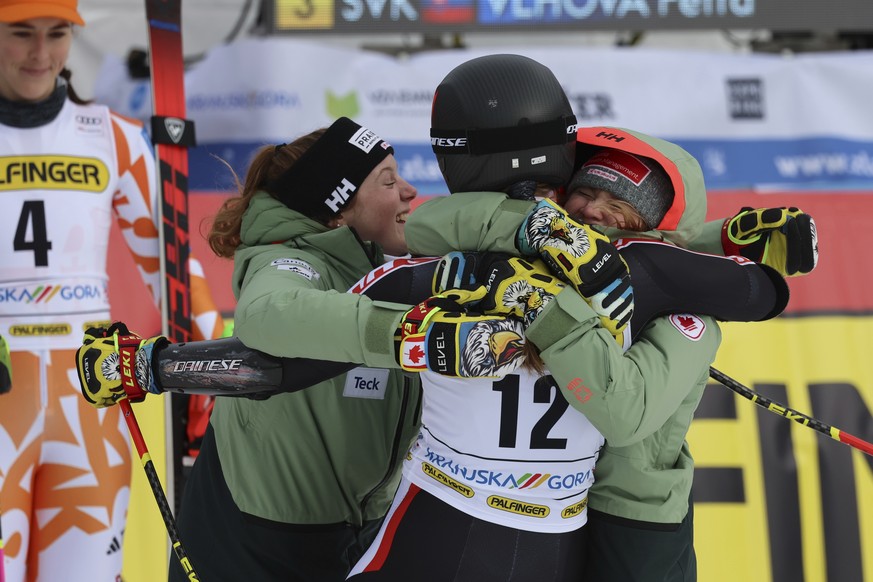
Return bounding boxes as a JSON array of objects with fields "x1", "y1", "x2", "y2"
[
  {"x1": 396, "y1": 288, "x2": 527, "y2": 378},
  {"x1": 516, "y1": 198, "x2": 634, "y2": 336},
  {"x1": 474, "y1": 256, "x2": 567, "y2": 328}
]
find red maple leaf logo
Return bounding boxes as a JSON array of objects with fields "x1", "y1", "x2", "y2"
[
  {"x1": 408, "y1": 344, "x2": 425, "y2": 364},
  {"x1": 677, "y1": 315, "x2": 698, "y2": 331}
]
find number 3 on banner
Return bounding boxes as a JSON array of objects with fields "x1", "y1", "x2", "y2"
[{"x1": 273, "y1": 0, "x2": 333, "y2": 29}]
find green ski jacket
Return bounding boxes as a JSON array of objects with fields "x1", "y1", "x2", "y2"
[{"x1": 211, "y1": 191, "x2": 421, "y2": 526}]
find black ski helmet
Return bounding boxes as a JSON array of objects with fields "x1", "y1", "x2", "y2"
[{"x1": 431, "y1": 54, "x2": 577, "y2": 194}]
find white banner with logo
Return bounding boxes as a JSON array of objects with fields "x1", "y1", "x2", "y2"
[{"x1": 95, "y1": 39, "x2": 873, "y2": 194}]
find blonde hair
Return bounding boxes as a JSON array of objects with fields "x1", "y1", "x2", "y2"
[
  {"x1": 523, "y1": 342, "x2": 546, "y2": 375},
  {"x1": 603, "y1": 198, "x2": 649, "y2": 232},
  {"x1": 556, "y1": 191, "x2": 648, "y2": 232},
  {"x1": 207, "y1": 128, "x2": 327, "y2": 258}
]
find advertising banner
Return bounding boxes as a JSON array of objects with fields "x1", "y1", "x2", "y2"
[
  {"x1": 265, "y1": 0, "x2": 873, "y2": 33},
  {"x1": 96, "y1": 39, "x2": 873, "y2": 195},
  {"x1": 695, "y1": 318, "x2": 873, "y2": 582}
]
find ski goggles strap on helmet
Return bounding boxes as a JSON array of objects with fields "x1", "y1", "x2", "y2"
[{"x1": 431, "y1": 115, "x2": 577, "y2": 156}]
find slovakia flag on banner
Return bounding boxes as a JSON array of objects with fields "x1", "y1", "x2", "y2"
[{"x1": 421, "y1": 0, "x2": 474, "y2": 24}]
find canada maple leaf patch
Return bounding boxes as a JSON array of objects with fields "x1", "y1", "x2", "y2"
[
  {"x1": 669, "y1": 314, "x2": 706, "y2": 341},
  {"x1": 400, "y1": 336, "x2": 427, "y2": 371},
  {"x1": 408, "y1": 344, "x2": 425, "y2": 364}
]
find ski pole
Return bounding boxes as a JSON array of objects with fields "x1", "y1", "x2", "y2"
[
  {"x1": 709, "y1": 367, "x2": 873, "y2": 457},
  {"x1": 119, "y1": 398, "x2": 199, "y2": 579}
]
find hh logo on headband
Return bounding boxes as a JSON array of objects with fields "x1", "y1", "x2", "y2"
[
  {"x1": 349, "y1": 126, "x2": 382, "y2": 153},
  {"x1": 325, "y1": 178, "x2": 357, "y2": 212}
]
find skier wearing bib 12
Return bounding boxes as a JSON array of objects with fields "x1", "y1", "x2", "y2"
[
  {"x1": 341, "y1": 53, "x2": 707, "y2": 581},
  {"x1": 397, "y1": 54, "x2": 816, "y2": 582}
]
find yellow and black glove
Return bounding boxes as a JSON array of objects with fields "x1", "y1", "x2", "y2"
[
  {"x1": 475, "y1": 256, "x2": 566, "y2": 328},
  {"x1": 0, "y1": 334, "x2": 11, "y2": 394},
  {"x1": 76, "y1": 322, "x2": 168, "y2": 408},
  {"x1": 516, "y1": 199, "x2": 634, "y2": 336},
  {"x1": 722, "y1": 207, "x2": 819, "y2": 277},
  {"x1": 396, "y1": 288, "x2": 526, "y2": 378}
]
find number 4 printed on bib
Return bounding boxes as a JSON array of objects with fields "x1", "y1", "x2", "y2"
[{"x1": 14, "y1": 201, "x2": 52, "y2": 267}]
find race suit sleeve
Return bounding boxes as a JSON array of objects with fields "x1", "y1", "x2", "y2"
[
  {"x1": 406, "y1": 193, "x2": 787, "y2": 325},
  {"x1": 233, "y1": 249, "x2": 408, "y2": 369},
  {"x1": 109, "y1": 112, "x2": 162, "y2": 307},
  {"x1": 525, "y1": 289, "x2": 721, "y2": 447},
  {"x1": 150, "y1": 249, "x2": 773, "y2": 398}
]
